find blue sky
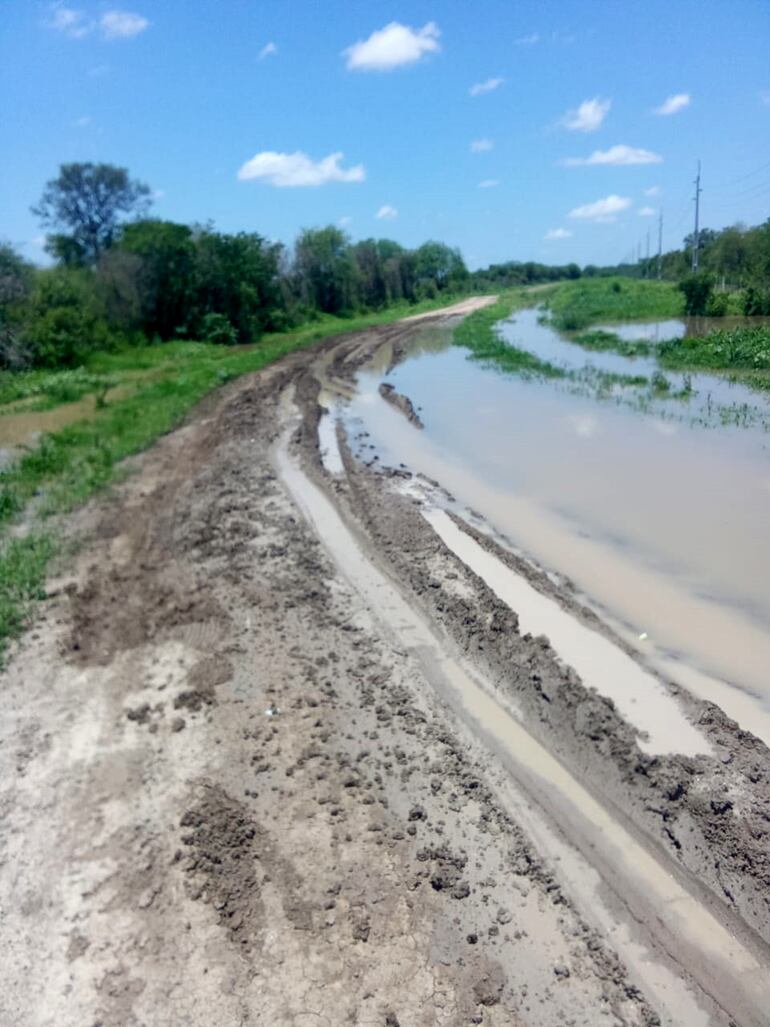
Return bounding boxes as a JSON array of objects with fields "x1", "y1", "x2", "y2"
[{"x1": 2, "y1": 0, "x2": 769, "y2": 269}]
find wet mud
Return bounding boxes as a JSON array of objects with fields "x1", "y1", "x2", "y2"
[{"x1": 0, "y1": 299, "x2": 768, "y2": 1026}]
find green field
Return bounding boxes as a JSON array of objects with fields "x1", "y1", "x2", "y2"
[{"x1": 546, "y1": 277, "x2": 684, "y2": 331}]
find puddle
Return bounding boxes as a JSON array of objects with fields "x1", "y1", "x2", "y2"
[
  {"x1": 423, "y1": 507, "x2": 708, "y2": 757},
  {"x1": 344, "y1": 317, "x2": 770, "y2": 745},
  {"x1": 275, "y1": 421, "x2": 768, "y2": 1026},
  {"x1": 317, "y1": 406, "x2": 344, "y2": 475},
  {"x1": 0, "y1": 385, "x2": 132, "y2": 453}
]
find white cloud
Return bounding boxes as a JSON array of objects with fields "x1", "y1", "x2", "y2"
[
  {"x1": 237, "y1": 151, "x2": 365, "y2": 187},
  {"x1": 48, "y1": 5, "x2": 91, "y2": 38},
  {"x1": 470, "y1": 77, "x2": 504, "y2": 97},
  {"x1": 343, "y1": 21, "x2": 440, "y2": 71},
  {"x1": 561, "y1": 96, "x2": 611, "y2": 132},
  {"x1": 653, "y1": 92, "x2": 690, "y2": 116},
  {"x1": 73, "y1": 115, "x2": 92, "y2": 128},
  {"x1": 545, "y1": 228, "x2": 572, "y2": 240},
  {"x1": 152, "y1": 188, "x2": 165, "y2": 201},
  {"x1": 644, "y1": 185, "x2": 661, "y2": 197},
  {"x1": 339, "y1": 215, "x2": 352, "y2": 227},
  {"x1": 515, "y1": 32, "x2": 540, "y2": 45},
  {"x1": 470, "y1": 138, "x2": 494, "y2": 153},
  {"x1": 760, "y1": 91, "x2": 770, "y2": 107},
  {"x1": 563, "y1": 144, "x2": 662, "y2": 167},
  {"x1": 100, "y1": 10, "x2": 149, "y2": 39},
  {"x1": 638, "y1": 206, "x2": 656, "y2": 217},
  {"x1": 479, "y1": 179, "x2": 500, "y2": 188},
  {"x1": 258, "y1": 41, "x2": 277, "y2": 60},
  {"x1": 568, "y1": 194, "x2": 631, "y2": 222},
  {"x1": 375, "y1": 204, "x2": 398, "y2": 220}
]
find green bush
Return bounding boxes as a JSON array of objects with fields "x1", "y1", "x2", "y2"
[
  {"x1": 21, "y1": 268, "x2": 112, "y2": 367},
  {"x1": 705, "y1": 291, "x2": 729, "y2": 317},
  {"x1": 742, "y1": 285, "x2": 770, "y2": 316},
  {"x1": 678, "y1": 272, "x2": 715, "y2": 316},
  {"x1": 200, "y1": 312, "x2": 238, "y2": 346}
]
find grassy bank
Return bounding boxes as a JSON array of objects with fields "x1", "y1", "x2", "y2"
[
  {"x1": 547, "y1": 277, "x2": 684, "y2": 331},
  {"x1": 453, "y1": 288, "x2": 565, "y2": 378},
  {"x1": 453, "y1": 287, "x2": 650, "y2": 394},
  {"x1": 0, "y1": 293, "x2": 474, "y2": 659}
]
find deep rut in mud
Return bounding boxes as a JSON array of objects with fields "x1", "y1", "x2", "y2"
[{"x1": 1, "y1": 300, "x2": 769, "y2": 1027}]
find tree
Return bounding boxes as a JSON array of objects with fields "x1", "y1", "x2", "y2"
[
  {"x1": 193, "y1": 229, "x2": 285, "y2": 341},
  {"x1": 33, "y1": 162, "x2": 151, "y2": 265},
  {"x1": 118, "y1": 220, "x2": 197, "y2": 338},
  {"x1": 293, "y1": 227, "x2": 360, "y2": 315},
  {"x1": 0, "y1": 243, "x2": 34, "y2": 368},
  {"x1": 414, "y1": 241, "x2": 468, "y2": 295},
  {"x1": 353, "y1": 240, "x2": 387, "y2": 308}
]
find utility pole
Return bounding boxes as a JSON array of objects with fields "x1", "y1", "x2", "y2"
[
  {"x1": 692, "y1": 160, "x2": 702, "y2": 272},
  {"x1": 657, "y1": 210, "x2": 663, "y2": 280},
  {"x1": 645, "y1": 230, "x2": 650, "y2": 278}
]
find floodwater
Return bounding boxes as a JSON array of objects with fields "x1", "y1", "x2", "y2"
[
  {"x1": 340, "y1": 308, "x2": 770, "y2": 744},
  {"x1": 499, "y1": 309, "x2": 770, "y2": 426},
  {"x1": 278, "y1": 421, "x2": 769, "y2": 1026},
  {"x1": 594, "y1": 314, "x2": 770, "y2": 343}
]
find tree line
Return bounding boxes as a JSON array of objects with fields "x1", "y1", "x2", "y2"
[
  {"x1": 622, "y1": 219, "x2": 770, "y2": 315},
  {"x1": 1, "y1": 162, "x2": 473, "y2": 370}
]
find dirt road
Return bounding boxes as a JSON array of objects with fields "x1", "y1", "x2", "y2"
[{"x1": 1, "y1": 299, "x2": 769, "y2": 1026}]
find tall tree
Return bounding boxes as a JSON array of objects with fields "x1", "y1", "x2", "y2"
[
  {"x1": 0, "y1": 243, "x2": 33, "y2": 368},
  {"x1": 294, "y1": 227, "x2": 360, "y2": 314},
  {"x1": 193, "y1": 229, "x2": 284, "y2": 341},
  {"x1": 118, "y1": 220, "x2": 197, "y2": 338},
  {"x1": 33, "y1": 162, "x2": 151, "y2": 266}
]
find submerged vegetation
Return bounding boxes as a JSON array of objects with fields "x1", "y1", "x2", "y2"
[
  {"x1": 453, "y1": 291, "x2": 565, "y2": 379},
  {"x1": 571, "y1": 329, "x2": 654, "y2": 359}
]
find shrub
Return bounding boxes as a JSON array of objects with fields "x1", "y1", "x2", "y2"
[
  {"x1": 742, "y1": 285, "x2": 770, "y2": 316},
  {"x1": 20, "y1": 268, "x2": 112, "y2": 368},
  {"x1": 705, "y1": 291, "x2": 729, "y2": 317},
  {"x1": 678, "y1": 272, "x2": 715, "y2": 316},
  {"x1": 200, "y1": 312, "x2": 238, "y2": 346}
]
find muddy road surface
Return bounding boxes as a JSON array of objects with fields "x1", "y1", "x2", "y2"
[{"x1": 1, "y1": 298, "x2": 769, "y2": 1027}]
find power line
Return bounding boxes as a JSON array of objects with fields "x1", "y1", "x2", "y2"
[{"x1": 710, "y1": 157, "x2": 770, "y2": 193}]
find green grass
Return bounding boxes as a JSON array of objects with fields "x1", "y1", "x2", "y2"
[
  {"x1": 453, "y1": 289, "x2": 566, "y2": 379},
  {"x1": 547, "y1": 277, "x2": 684, "y2": 332},
  {"x1": 0, "y1": 535, "x2": 53, "y2": 649},
  {"x1": 0, "y1": 367, "x2": 115, "y2": 410},
  {"x1": 0, "y1": 291, "x2": 482, "y2": 660}
]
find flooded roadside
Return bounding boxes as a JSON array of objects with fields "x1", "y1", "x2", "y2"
[
  {"x1": 336, "y1": 309, "x2": 770, "y2": 741},
  {"x1": 500, "y1": 308, "x2": 770, "y2": 426},
  {"x1": 279, "y1": 409, "x2": 770, "y2": 1026}
]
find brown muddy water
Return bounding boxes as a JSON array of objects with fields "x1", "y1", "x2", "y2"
[
  {"x1": 0, "y1": 385, "x2": 132, "y2": 466},
  {"x1": 329, "y1": 311, "x2": 770, "y2": 746},
  {"x1": 278, "y1": 423, "x2": 770, "y2": 1025}
]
